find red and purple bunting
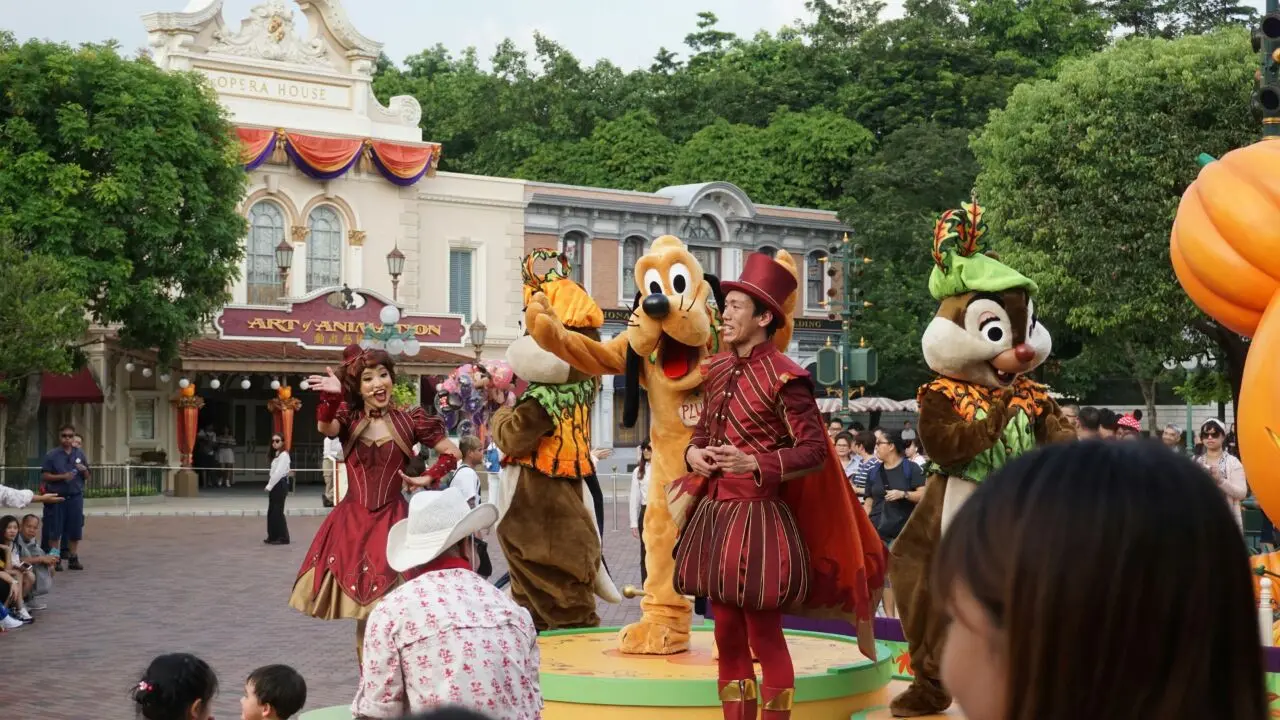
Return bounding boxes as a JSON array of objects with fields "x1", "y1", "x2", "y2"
[{"x1": 236, "y1": 127, "x2": 441, "y2": 185}]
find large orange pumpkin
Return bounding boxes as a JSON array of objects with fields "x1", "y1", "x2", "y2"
[{"x1": 1171, "y1": 137, "x2": 1280, "y2": 524}]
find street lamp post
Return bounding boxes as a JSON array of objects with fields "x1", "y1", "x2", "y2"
[
  {"x1": 816, "y1": 234, "x2": 876, "y2": 409},
  {"x1": 386, "y1": 245, "x2": 406, "y2": 302},
  {"x1": 274, "y1": 240, "x2": 295, "y2": 299},
  {"x1": 469, "y1": 319, "x2": 487, "y2": 362}
]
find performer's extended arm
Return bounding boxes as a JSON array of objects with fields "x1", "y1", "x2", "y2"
[{"x1": 684, "y1": 390, "x2": 718, "y2": 476}]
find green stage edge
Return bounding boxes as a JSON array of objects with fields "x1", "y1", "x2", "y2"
[{"x1": 537, "y1": 625, "x2": 894, "y2": 708}]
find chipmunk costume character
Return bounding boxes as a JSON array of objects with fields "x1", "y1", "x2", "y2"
[
  {"x1": 491, "y1": 250, "x2": 619, "y2": 630},
  {"x1": 524, "y1": 235, "x2": 722, "y2": 655},
  {"x1": 888, "y1": 203, "x2": 1075, "y2": 717}
]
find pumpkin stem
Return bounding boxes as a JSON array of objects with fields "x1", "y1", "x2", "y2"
[{"x1": 1197, "y1": 153, "x2": 1216, "y2": 167}]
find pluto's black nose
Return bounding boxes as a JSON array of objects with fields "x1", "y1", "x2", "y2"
[{"x1": 642, "y1": 294, "x2": 670, "y2": 319}]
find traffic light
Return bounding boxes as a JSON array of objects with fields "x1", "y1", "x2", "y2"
[{"x1": 1254, "y1": 8, "x2": 1280, "y2": 131}]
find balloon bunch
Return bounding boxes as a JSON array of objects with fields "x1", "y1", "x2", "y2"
[{"x1": 435, "y1": 360, "x2": 517, "y2": 436}]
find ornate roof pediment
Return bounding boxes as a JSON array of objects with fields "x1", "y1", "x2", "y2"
[{"x1": 209, "y1": 0, "x2": 331, "y2": 67}]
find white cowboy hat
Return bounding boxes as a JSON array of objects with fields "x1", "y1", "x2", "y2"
[{"x1": 386, "y1": 487, "x2": 498, "y2": 573}]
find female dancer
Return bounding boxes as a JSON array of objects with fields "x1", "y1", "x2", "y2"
[{"x1": 292, "y1": 345, "x2": 460, "y2": 660}]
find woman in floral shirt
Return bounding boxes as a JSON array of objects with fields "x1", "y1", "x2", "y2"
[{"x1": 1195, "y1": 419, "x2": 1247, "y2": 529}]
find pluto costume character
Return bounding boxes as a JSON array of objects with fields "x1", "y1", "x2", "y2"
[
  {"x1": 525, "y1": 235, "x2": 725, "y2": 655},
  {"x1": 888, "y1": 203, "x2": 1076, "y2": 717},
  {"x1": 491, "y1": 250, "x2": 619, "y2": 630}
]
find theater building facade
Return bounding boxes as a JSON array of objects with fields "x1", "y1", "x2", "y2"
[{"x1": 6, "y1": 0, "x2": 852, "y2": 480}]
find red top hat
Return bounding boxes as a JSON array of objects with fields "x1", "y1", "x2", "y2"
[{"x1": 720, "y1": 252, "x2": 796, "y2": 323}]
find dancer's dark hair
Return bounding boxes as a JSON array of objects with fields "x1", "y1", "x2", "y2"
[{"x1": 933, "y1": 440, "x2": 1266, "y2": 720}]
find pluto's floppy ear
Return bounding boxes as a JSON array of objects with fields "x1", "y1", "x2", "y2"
[
  {"x1": 705, "y1": 274, "x2": 726, "y2": 313},
  {"x1": 622, "y1": 290, "x2": 643, "y2": 429}
]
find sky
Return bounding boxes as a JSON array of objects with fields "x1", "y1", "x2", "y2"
[
  {"x1": 0, "y1": 0, "x2": 1273, "y2": 71},
  {"x1": 3, "y1": 0, "x2": 871, "y2": 70}
]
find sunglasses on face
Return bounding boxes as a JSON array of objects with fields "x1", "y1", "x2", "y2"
[
  {"x1": 1202, "y1": 431, "x2": 1222, "y2": 439},
  {"x1": 60, "y1": 433, "x2": 74, "y2": 439}
]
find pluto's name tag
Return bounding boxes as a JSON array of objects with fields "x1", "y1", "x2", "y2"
[{"x1": 680, "y1": 391, "x2": 703, "y2": 428}]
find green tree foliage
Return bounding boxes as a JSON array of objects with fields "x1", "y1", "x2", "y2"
[
  {"x1": 0, "y1": 37, "x2": 247, "y2": 461},
  {"x1": 972, "y1": 30, "x2": 1257, "y2": 419},
  {"x1": 517, "y1": 110, "x2": 677, "y2": 190}
]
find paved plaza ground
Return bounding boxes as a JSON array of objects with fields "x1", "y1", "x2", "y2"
[{"x1": 1, "y1": 497, "x2": 645, "y2": 720}]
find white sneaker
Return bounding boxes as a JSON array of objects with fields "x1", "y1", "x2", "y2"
[{"x1": 1, "y1": 615, "x2": 23, "y2": 630}]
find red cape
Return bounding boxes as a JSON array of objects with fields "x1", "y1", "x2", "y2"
[{"x1": 779, "y1": 435, "x2": 886, "y2": 658}]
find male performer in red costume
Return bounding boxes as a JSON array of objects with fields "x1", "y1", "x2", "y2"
[{"x1": 672, "y1": 252, "x2": 885, "y2": 720}]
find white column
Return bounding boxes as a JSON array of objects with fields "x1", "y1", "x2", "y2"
[
  {"x1": 596, "y1": 375, "x2": 615, "y2": 449},
  {"x1": 350, "y1": 246, "x2": 364, "y2": 290}
]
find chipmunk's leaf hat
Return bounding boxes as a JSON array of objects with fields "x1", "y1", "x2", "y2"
[
  {"x1": 521, "y1": 248, "x2": 603, "y2": 330},
  {"x1": 928, "y1": 201, "x2": 1038, "y2": 301}
]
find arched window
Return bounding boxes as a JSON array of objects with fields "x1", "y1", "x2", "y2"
[
  {"x1": 682, "y1": 215, "x2": 721, "y2": 277},
  {"x1": 621, "y1": 236, "x2": 645, "y2": 301},
  {"x1": 807, "y1": 250, "x2": 828, "y2": 311},
  {"x1": 246, "y1": 201, "x2": 285, "y2": 305},
  {"x1": 561, "y1": 231, "x2": 587, "y2": 284},
  {"x1": 306, "y1": 205, "x2": 343, "y2": 291}
]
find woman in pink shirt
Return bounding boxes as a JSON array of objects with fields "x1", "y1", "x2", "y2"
[{"x1": 1195, "y1": 418, "x2": 1247, "y2": 529}]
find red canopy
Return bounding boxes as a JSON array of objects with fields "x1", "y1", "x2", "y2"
[{"x1": 0, "y1": 368, "x2": 104, "y2": 405}]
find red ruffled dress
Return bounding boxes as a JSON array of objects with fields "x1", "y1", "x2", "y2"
[{"x1": 288, "y1": 405, "x2": 445, "y2": 620}]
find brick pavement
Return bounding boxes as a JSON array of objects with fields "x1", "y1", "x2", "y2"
[{"x1": 2, "y1": 509, "x2": 645, "y2": 720}]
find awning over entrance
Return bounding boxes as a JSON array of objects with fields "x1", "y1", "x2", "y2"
[
  {"x1": 0, "y1": 368, "x2": 105, "y2": 405},
  {"x1": 177, "y1": 339, "x2": 473, "y2": 374}
]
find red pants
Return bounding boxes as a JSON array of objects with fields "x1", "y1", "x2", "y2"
[{"x1": 711, "y1": 600, "x2": 794, "y2": 688}]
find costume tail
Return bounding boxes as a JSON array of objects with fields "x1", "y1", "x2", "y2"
[{"x1": 583, "y1": 481, "x2": 622, "y2": 604}]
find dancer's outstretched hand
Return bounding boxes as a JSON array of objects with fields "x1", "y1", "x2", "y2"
[{"x1": 306, "y1": 367, "x2": 342, "y2": 395}]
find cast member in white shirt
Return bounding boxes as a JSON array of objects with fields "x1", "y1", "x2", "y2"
[
  {"x1": 265, "y1": 434, "x2": 292, "y2": 545},
  {"x1": 353, "y1": 488, "x2": 542, "y2": 720},
  {"x1": 627, "y1": 440, "x2": 653, "y2": 585}
]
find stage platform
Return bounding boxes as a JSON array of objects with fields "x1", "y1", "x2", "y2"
[{"x1": 300, "y1": 625, "x2": 894, "y2": 719}]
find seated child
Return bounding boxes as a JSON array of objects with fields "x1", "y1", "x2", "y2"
[
  {"x1": 240, "y1": 664, "x2": 307, "y2": 720},
  {"x1": 131, "y1": 653, "x2": 218, "y2": 720}
]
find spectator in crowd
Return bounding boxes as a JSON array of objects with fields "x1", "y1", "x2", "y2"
[
  {"x1": 240, "y1": 664, "x2": 308, "y2": 720},
  {"x1": 1228, "y1": 421, "x2": 1241, "y2": 458},
  {"x1": 354, "y1": 487, "x2": 540, "y2": 720},
  {"x1": 0, "y1": 603, "x2": 21, "y2": 631},
  {"x1": 933, "y1": 440, "x2": 1267, "y2": 720},
  {"x1": 0, "y1": 485, "x2": 63, "y2": 509},
  {"x1": 1060, "y1": 403, "x2": 1080, "y2": 429},
  {"x1": 321, "y1": 433, "x2": 342, "y2": 508},
  {"x1": 865, "y1": 430, "x2": 925, "y2": 618},
  {"x1": 484, "y1": 439, "x2": 502, "y2": 473},
  {"x1": 0, "y1": 515, "x2": 34, "y2": 622},
  {"x1": 849, "y1": 421, "x2": 866, "y2": 432},
  {"x1": 850, "y1": 431, "x2": 880, "y2": 501},
  {"x1": 1161, "y1": 424, "x2": 1186, "y2": 454},
  {"x1": 1117, "y1": 414, "x2": 1142, "y2": 440},
  {"x1": 584, "y1": 447, "x2": 611, "y2": 540},
  {"x1": 196, "y1": 425, "x2": 217, "y2": 489},
  {"x1": 450, "y1": 435, "x2": 492, "y2": 578},
  {"x1": 1097, "y1": 409, "x2": 1119, "y2": 439},
  {"x1": 827, "y1": 417, "x2": 845, "y2": 439},
  {"x1": 901, "y1": 419, "x2": 917, "y2": 442},
  {"x1": 131, "y1": 653, "x2": 219, "y2": 720},
  {"x1": 834, "y1": 432, "x2": 859, "y2": 479},
  {"x1": 15, "y1": 514, "x2": 53, "y2": 610},
  {"x1": 1076, "y1": 406, "x2": 1101, "y2": 440},
  {"x1": 40, "y1": 423, "x2": 89, "y2": 570},
  {"x1": 1195, "y1": 418, "x2": 1247, "y2": 530},
  {"x1": 264, "y1": 434, "x2": 291, "y2": 546},
  {"x1": 905, "y1": 438, "x2": 929, "y2": 468},
  {"x1": 628, "y1": 440, "x2": 653, "y2": 585},
  {"x1": 216, "y1": 426, "x2": 237, "y2": 488}
]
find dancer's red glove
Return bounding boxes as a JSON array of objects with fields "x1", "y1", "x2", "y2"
[
  {"x1": 316, "y1": 393, "x2": 343, "y2": 423},
  {"x1": 424, "y1": 453, "x2": 459, "y2": 481}
]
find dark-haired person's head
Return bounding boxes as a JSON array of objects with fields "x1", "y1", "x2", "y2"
[
  {"x1": 874, "y1": 429, "x2": 906, "y2": 462},
  {"x1": 854, "y1": 430, "x2": 876, "y2": 455},
  {"x1": 1077, "y1": 406, "x2": 1101, "y2": 434},
  {"x1": 131, "y1": 653, "x2": 218, "y2": 720},
  {"x1": 1097, "y1": 408, "x2": 1119, "y2": 438},
  {"x1": 749, "y1": 295, "x2": 784, "y2": 338},
  {"x1": 241, "y1": 664, "x2": 307, "y2": 720},
  {"x1": 932, "y1": 441, "x2": 1265, "y2": 720}
]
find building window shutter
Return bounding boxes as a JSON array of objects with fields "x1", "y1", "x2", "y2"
[{"x1": 449, "y1": 249, "x2": 473, "y2": 323}]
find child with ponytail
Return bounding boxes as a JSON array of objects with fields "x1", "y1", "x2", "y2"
[{"x1": 131, "y1": 653, "x2": 219, "y2": 720}]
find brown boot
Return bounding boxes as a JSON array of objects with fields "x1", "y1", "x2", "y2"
[
  {"x1": 889, "y1": 675, "x2": 952, "y2": 717},
  {"x1": 760, "y1": 686, "x2": 794, "y2": 720},
  {"x1": 717, "y1": 678, "x2": 758, "y2": 720}
]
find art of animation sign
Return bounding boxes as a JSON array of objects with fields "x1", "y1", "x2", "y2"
[{"x1": 215, "y1": 287, "x2": 466, "y2": 350}]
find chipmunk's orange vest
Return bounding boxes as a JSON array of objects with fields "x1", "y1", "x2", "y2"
[{"x1": 506, "y1": 378, "x2": 598, "y2": 479}]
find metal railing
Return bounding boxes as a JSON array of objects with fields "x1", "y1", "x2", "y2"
[{"x1": 0, "y1": 464, "x2": 639, "y2": 531}]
